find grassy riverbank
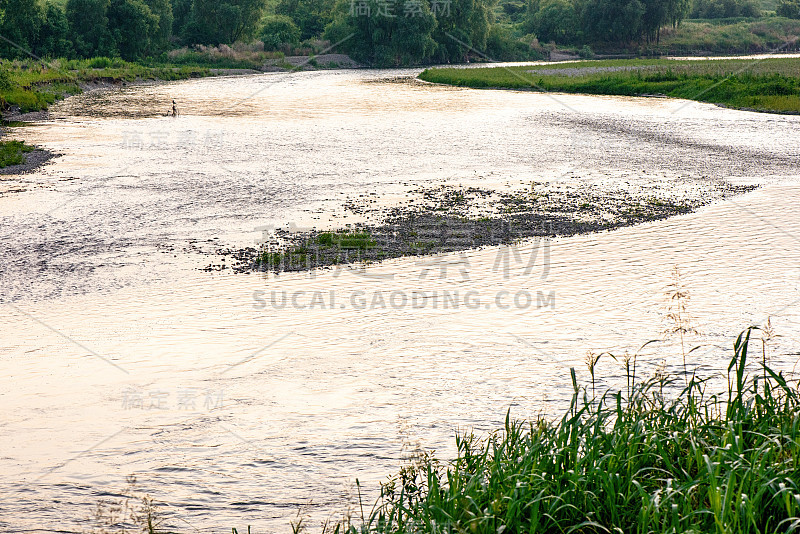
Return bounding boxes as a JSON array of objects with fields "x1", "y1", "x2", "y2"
[
  {"x1": 321, "y1": 328, "x2": 800, "y2": 534},
  {"x1": 0, "y1": 57, "x2": 214, "y2": 116},
  {"x1": 0, "y1": 140, "x2": 34, "y2": 167},
  {"x1": 420, "y1": 57, "x2": 800, "y2": 113}
]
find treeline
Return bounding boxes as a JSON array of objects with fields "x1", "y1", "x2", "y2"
[
  {"x1": 0, "y1": 0, "x2": 536, "y2": 65},
  {"x1": 323, "y1": 0, "x2": 529, "y2": 65},
  {"x1": 2, "y1": 0, "x2": 800, "y2": 66},
  {"x1": 523, "y1": 0, "x2": 689, "y2": 45},
  {"x1": 0, "y1": 0, "x2": 270, "y2": 60}
]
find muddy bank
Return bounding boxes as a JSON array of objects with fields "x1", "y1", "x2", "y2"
[
  {"x1": 0, "y1": 148, "x2": 58, "y2": 176},
  {"x1": 221, "y1": 178, "x2": 756, "y2": 274}
]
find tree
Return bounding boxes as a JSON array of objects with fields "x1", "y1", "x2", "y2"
[
  {"x1": 275, "y1": 0, "x2": 335, "y2": 40},
  {"x1": 666, "y1": 0, "x2": 691, "y2": 28},
  {"x1": 777, "y1": 0, "x2": 800, "y2": 17},
  {"x1": 485, "y1": 23, "x2": 536, "y2": 59},
  {"x1": 530, "y1": 0, "x2": 578, "y2": 43},
  {"x1": 36, "y1": 2, "x2": 73, "y2": 57},
  {"x1": 107, "y1": 0, "x2": 159, "y2": 59},
  {"x1": 432, "y1": 0, "x2": 493, "y2": 63},
  {"x1": 261, "y1": 14, "x2": 301, "y2": 49},
  {"x1": 581, "y1": 0, "x2": 644, "y2": 44},
  {"x1": 144, "y1": 0, "x2": 173, "y2": 50},
  {"x1": 325, "y1": 0, "x2": 437, "y2": 66},
  {"x1": 691, "y1": 0, "x2": 761, "y2": 18},
  {"x1": 66, "y1": 0, "x2": 116, "y2": 56},
  {"x1": 641, "y1": 0, "x2": 664, "y2": 42},
  {"x1": 171, "y1": 0, "x2": 193, "y2": 40},
  {"x1": 0, "y1": 0, "x2": 44, "y2": 58},
  {"x1": 189, "y1": 0, "x2": 267, "y2": 43}
]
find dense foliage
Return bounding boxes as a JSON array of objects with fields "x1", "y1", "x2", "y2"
[
  {"x1": 777, "y1": 0, "x2": 800, "y2": 17},
  {"x1": 523, "y1": 0, "x2": 694, "y2": 45},
  {"x1": 0, "y1": 0, "x2": 796, "y2": 66}
]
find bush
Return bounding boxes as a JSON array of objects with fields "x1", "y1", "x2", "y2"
[
  {"x1": 0, "y1": 67, "x2": 12, "y2": 91},
  {"x1": 0, "y1": 140, "x2": 35, "y2": 168},
  {"x1": 86, "y1": 56, "x2": 115, "y2": 68},
  {"x1": 485, "y1": 25, "x2": 543, "y2": 61},
  {"x1": 260, "y1": 15, "x2": 301, "y2": 51},
  {"x1": 691, "y1": 0, "x2": 762, "y2": 18},
  {"x1": 578, "y1": 44, "x2": 595, "y2": 57}
]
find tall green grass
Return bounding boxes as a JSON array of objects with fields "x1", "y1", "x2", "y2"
[
  {"x1": 0, "y1": 140, "x2": 34, "y2": 167},
  {"x1": 317, "y1": 328, "x2": 800, "y2": 534},
  {"x1": 420, "y1": 58, "x2": 800, "y2": 113}
]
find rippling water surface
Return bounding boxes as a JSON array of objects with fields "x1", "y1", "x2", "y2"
[{"x1": 2, "y1": 68, "x2": 800, "y2": 532}]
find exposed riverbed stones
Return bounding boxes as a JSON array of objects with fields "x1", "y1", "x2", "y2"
[{"x1": 223, "y1": 179, "x2": 756, "y2": 274}]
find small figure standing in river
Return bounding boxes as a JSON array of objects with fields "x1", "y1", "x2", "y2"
[{"x1": 171, "y1": 100, "x2": 177, "y2": 117}]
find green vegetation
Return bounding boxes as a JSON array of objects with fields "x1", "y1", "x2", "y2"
[
  {"x1": 644, "y1": 17, "x2": 800, "y2": 56},
  {"x1": 0, "y1": 0, "x2": 539, "y2": 66},
  {"x1": 322, "y1": 0, "x2": 542, "y2": 66},
  {"x1": 316, "y1": 231, "x2": 376, "y2": 250},
  {"x1": 691, "y1": 0, "x2": 761, "y2": 19},
  {"x1": 256, "y1": 230, "x2": 377, "y2": 269},
  {"x1": 1, "y1": 0, "x2": 798, "y2": 69},
  {"x1": 0, "y1": 140, "x2": 34, "y2": 167},
  {"x1": 0, "y1": 57, "x2": 211, "y2": 115},
  {"x1": 420, "y1": 57, "x2": 800, "y2": 113},
  {"x1": 316, "y1": 328, "x2": 800, "y2": 534}
]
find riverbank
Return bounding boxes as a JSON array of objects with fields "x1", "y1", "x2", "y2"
[
  {"x1": 0, "y1": 140, "x2": 55, "y2": 175},
  {"x1": 226, "y1": 178, "x2": 755, "y2": 274},
  {"x1": 419, "y1": 57, "x2": 800, "y2": 114},
  {"x1": 0, "y1": 58, "x2": 220, "y2": 118},
  {"x1": 0, "y1": 58, "x2": 265, "y2": 172}
]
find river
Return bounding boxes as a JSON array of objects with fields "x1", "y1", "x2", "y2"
[{"x1": 1, "y1": 67, "x2": 800, "y2": 532}]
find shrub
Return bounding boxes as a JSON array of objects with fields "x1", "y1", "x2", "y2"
[
  {"x1": 260, "y1": 15, "x2": 301, "y2": 51},
  {"x1": 0, "y1": 140, "x2": 35, "y2": 168}
]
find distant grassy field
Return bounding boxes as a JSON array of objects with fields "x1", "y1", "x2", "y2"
[
  {"x1": 0, "y1": 58, "x2": 212, "y2": 115},
  {"x1": 420, "y1": 57, "x2": 800, "y2": 113}
]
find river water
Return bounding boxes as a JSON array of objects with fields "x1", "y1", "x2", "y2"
[{"x1": 2, "y1": 68, "x2": 800, "y2": 532}]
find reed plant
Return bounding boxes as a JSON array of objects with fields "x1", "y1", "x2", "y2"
[{"x1": 315, "y1": 326, "x2": 800, "y2": 534}]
